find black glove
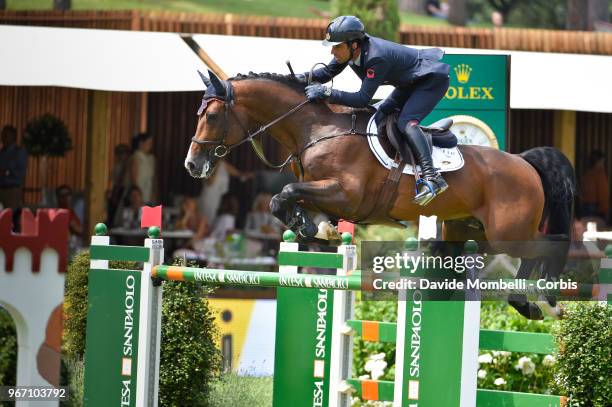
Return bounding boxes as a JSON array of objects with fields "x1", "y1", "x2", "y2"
[{"x1": 305, "y1": 84, "x2": 331, "y2": 102}]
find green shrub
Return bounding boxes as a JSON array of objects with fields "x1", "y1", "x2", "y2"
[
  {"x1": 158, "y1": 278, "x2": 221, "y2": 407},
  {"x1": 22, "y1": 114, "x2": 72, "y2": 157},
  {"x1": 332, "y1": 0, "x2": 400, "y2": 41},
  {"x1": 477, "y1": 301, "x2": 556, "y2": 394},
  {"x1": 552, "y1": 302, "x2": 612, "y2": 407},
  {"x1": 0, "y1": 307, "x2": 17, "y2": 387},
  {"x1": 208, "y1": 373, "x2": 272, "y2": 407}
]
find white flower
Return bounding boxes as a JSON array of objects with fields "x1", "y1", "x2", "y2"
[
  {"x1": 477, "y1": 369, "x2": 487, "y2": 379},
  {"x1": 515, "y1": 356, "x2": 536, "y2": 375},
  {"x1": 365, "y1": 354, "x2": 388, "y2": 380},
  {"x1": 542, "y1": 355, "x2": 556, "y2": 367},
  {"x1": 494, "y1": 377, "x2": 507, "y2": 386},
  {"x1": 478, "y1": 353, "x2": 493, "y2": 364},
  {"x1": 492, "y1": 350, "x2": 511, "y2": 358}
]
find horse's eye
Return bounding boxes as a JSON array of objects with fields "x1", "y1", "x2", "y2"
[{"x1": 206, "y1": 112, "x2": 218, "y2": 121}]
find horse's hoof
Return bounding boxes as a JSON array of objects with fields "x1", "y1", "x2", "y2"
[
  {"x1": 299, "y1": 220, "x2": 319, "y2": 239},
  {"x1": 509, "y1": 300, "x2": 544, "y2": 320}
]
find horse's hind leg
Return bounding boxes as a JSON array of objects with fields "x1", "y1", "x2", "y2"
[{"x1": 270, "y1": 179, "x2": 353, "y2": 238}]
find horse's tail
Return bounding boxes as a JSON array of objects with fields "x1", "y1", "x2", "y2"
[{"x1": 519, "y1": 147, "x2": 576, "y2": 238}]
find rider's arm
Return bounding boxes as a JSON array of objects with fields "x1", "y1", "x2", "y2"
[
  {"x1": 308, "y1": 58, "x2": 348, "y2": 84},
  {"x1": 328, "y1": 58, "x2": 390, "y2": 108}
]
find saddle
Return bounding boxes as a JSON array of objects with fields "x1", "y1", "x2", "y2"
[
  {"x1": 364, "y1": 115, "x2": 458, "y2": 226},
  {"x1": 377, "y1": 115, "x2": 458, "y2": 157}
]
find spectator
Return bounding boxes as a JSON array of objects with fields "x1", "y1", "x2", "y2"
[
  {"x1": 425, "y1": 0, "x2": 449, "y2": 19},
  {"x1": 0, "y1": 125, "x2": 28, "y2": 209},
  {"x1": 175, "y1": 197, "x2": 209, "y2": 244},
  {"x1": 580, "y1": 150, "x2": 609, "y2": 222},
  {"x1": 198, "y1": 159, "x2": 252, "y2": 224},
  {"x1": 209, "y1": 193, "x2": 239, "y2": 241},
  {"x1": 491, "y1": 11, "x2": 504, "y2": 28},
  {"x1": 56, "y1": 185, "x2": 83, "y2": 254},
  {"x1": 245, "y1": 193, "x2": 282, "y2": 236},
  {"x1": 108, "y1": 143, "x2": 131, "y2": 227},
  {"x1": 122, "y1": 186, "x2": 144, "y2": 229},
  {"x1": 129, "y1": 133, "x2": 156, "y2": 204}
]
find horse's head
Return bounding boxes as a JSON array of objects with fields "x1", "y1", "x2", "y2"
[{"x1": 185, "y1": 70, "x2": 243, "y2": 178}]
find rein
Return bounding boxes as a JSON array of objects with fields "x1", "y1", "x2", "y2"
[
  {"x1": 191, "y1": 96, "x2": 310, "y2": 169},
  {"x1": 191, "y1": 76, "x2": 371, "y2": 170}
]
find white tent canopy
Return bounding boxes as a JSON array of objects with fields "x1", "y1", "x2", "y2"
[
  {"x1": 1, "y1": 25, "x2": 611, "y2": 113},
  {"x1": 0, "y1": 25, "x2": 207, "y2": 92}
]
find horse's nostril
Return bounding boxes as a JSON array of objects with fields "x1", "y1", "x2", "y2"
[{"x1": 187, "y1": 161, "x2": 195, "y2": 171}]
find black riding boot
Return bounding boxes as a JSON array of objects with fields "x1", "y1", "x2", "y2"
[{"x1": 404, "y1": 124, "x2": 448, "y2": 205}]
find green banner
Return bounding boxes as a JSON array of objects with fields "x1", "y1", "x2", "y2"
[
  {"x1": 273, "y1": 287, "x2": 334, "y2": 407},
  {"x1": 84, "y1": 269, "x2": 141, "y2": 407},
  {"x1": 426, "y1": 54, "x2": 510, "y2": 151}
]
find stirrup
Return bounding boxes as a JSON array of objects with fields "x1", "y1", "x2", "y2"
[{"x1": 413, "y1": 176, "x2": 448, "y2": 206}]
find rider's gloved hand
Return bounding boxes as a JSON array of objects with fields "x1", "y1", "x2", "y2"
[{"x1": 305, "y1": 84, "x2": 332, "y2": 102}]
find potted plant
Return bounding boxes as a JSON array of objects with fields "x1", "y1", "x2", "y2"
[{"x1": 22, "y1": 114, "x2": 72, "y2": 204}]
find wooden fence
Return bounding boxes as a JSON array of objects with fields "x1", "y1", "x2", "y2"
[{"x1": 1, "y1": 10, "x2": 611, "y2": 55}]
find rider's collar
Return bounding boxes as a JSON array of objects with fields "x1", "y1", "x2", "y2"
[{"x1": 349, "y1": 50, "x2": 362, "y2": 67}]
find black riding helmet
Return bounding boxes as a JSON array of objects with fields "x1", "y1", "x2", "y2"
[{"x1": 322, "y1": 15, "x2": 366, "y2": 46}]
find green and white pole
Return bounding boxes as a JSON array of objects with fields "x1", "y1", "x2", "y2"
[
  {"x1": 136, "y1": 227, "x2": 164, "y2": 407},
  {"x1": 395, "y1": 216, "x2": 480, "y2": 406},
  {"x1": 328, "y1": 233, "x2": 358, "y2": 407}
]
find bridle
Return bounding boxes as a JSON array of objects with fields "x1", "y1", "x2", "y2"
[{"x1": 191, "y1": 81, "x2": 310, "y2": 169}]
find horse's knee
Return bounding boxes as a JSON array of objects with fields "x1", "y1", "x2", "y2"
[
  {"x1": 280, "y1": 183, "x2": 298, "y2": 198},
  {"x1": 270, "y1": 194, "x2": 285, "y2": 216}
]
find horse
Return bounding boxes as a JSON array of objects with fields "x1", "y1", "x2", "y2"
[{"x1": 184, "y1": 70, "x2": 576, "y2": 320}]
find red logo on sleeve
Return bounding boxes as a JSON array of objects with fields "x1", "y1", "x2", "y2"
[{"x1": 366, "y1": 68, "x2": 375, "y2": 79}]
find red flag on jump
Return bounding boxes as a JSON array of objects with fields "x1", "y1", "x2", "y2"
[
  {"x1": 141, "y1": 205, "x2": 163, "y2": 231},
  {"x1": 337, "y1": 220, "x2": 355, "y2": 243}
]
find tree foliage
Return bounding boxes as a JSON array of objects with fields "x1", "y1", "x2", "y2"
[{"x1": 332, "y1": 0, "x2": 400, "y2": 41}]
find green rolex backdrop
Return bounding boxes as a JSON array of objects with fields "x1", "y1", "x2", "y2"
[{"x1": 424, "y1": 54, "x2": 510, "y2": 151}]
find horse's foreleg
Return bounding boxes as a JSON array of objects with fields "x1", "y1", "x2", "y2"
[{"x1": 270, "y1": 179, "x2": 353, "y2": 238}]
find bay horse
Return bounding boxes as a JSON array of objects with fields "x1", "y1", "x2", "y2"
[{"x1": 185, "y1": 70, "x2": 576, "y2": 320}]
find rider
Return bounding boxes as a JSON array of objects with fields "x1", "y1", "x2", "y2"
[{"x1": 299, "y1": 15, "x2": 450, "y2": 205}]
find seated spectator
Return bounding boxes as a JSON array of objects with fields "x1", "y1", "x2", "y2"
[
  {"x1": 245, "y1": 193, "x2": 282, "y2": 236},
  {"x1": 426, "y1": 0, "x2": 449, "y2": 19},
  {"x1": 56, "y1": 185, "x2": 83, "y2": 254},
  {"x1": 209, "y1": 194, "x2": 239, "y2": 241},
  {"x1": 175, "y1": 197, "x2": 209, "y2": 247},
  {"x1": 122, "y1": 186, "x2": 144, "y2": 229}
]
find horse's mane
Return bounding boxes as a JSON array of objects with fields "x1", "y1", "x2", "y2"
[
  {"x1": 228, "y1": 71, "x2": 374, "y2": 116},
  {"x1": 229, "y1": 72, "x2": 306, "y2": 94}
]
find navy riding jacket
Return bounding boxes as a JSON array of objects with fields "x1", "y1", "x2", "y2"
[{"x1": 310, "y1": 35, "x2": 450, "y2": 109}]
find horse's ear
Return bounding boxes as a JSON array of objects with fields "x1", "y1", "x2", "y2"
[
  {"x1": 208, "y1": 69, "x2": 226, "y2": 97},
  {"x1": 197, "y1": 70, "x2": 211, "y2": 88}
]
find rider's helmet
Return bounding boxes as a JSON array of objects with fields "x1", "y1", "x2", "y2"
[{"x1": 322, "y1": 15, "x2": 366, "y2": 46}]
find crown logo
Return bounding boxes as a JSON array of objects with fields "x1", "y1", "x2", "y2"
[{"x1": 454, "y1": 64, "x2": 472, "y2": 84}]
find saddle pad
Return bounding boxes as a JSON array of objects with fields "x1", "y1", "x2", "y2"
[{"x1": 366, "y1": 112, "x2": 464, "y2": 175}]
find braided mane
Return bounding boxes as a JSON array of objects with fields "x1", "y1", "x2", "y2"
[{"x1": 229, "y1": 71, "x2": 306, "y2": 94}]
